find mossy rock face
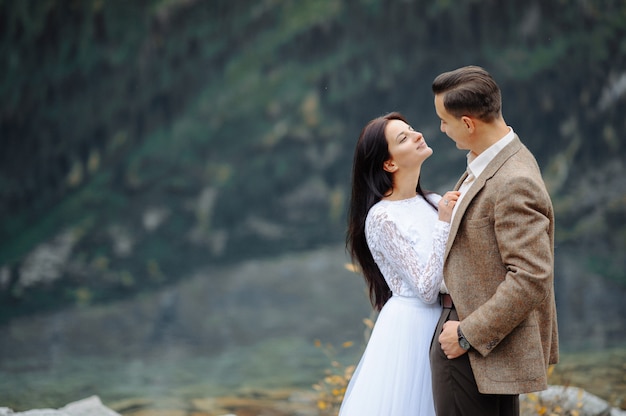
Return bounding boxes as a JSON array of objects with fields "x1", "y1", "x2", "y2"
[{"x1": 1, "y1": 1, "x2": 625, "y2": 322}]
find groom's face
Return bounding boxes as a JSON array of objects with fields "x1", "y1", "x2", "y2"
[{"x1": 434, "y1": 94, "x2": 471, "y2": 151}]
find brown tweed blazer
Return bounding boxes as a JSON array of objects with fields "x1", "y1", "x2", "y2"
[{"x1": 445, "y1": 135, "x2": 559, "y2": 395}]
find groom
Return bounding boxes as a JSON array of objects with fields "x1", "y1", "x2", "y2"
[{"x1": 429, "y1": 66, "x2": 559, "y2": 416}]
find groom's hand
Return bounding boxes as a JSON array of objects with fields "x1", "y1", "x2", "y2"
[{"x1": 439, "y1": 320, "x2": 467, "y2": 359}]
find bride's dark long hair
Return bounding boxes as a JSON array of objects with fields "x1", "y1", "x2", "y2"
[{"x1": 346, "y1": 112, "x2": 436, "y2": 310}]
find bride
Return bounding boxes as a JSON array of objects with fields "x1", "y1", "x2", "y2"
[{"x1": 339, "y1": 112, "x2": 459, "y2": 415}]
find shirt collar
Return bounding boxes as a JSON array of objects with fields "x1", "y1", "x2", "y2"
[{"x1": 466, "y1": 127, "x2": 515, "y2": 179}]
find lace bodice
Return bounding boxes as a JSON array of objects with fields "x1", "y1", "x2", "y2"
[{"x1": 365, "y1": 194, "x2": 450, "y2": 304}]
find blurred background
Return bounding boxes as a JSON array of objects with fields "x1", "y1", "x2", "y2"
[{"x1": 1, "y1": 0, "x2": 625, "y2": 413}]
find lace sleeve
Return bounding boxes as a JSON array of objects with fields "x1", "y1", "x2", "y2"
[{"x1": 367, "y1": 209, "x2": 450, "y2": 303}]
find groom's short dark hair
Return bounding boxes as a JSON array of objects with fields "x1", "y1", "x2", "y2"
[{"x1": 432, "y1": 65, "x2": 502, "y2": 123}]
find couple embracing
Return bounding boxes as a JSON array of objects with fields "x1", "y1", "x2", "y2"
[{"x1": 339, "y1": 66, "x2": 559, "y2": 416}]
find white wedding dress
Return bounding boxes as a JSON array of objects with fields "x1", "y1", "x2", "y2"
[{"x1": 339, "y1": 194, "x2": 449, "y2": 416}]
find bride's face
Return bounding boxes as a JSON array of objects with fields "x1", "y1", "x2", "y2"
[{"x1": 383, "y1": 119, "x2": 433, "y2": 173}]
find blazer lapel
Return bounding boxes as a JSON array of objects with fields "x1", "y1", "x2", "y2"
[
  {"x1": 453, "y1": 171, "x2": 469, "y2": 192},
  {"x1": 444, "y1": 136, "x2": 523, "y2": 260}
]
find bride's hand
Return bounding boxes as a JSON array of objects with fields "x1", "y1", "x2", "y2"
[{"x1": 438, "y1": 191, "x2": 461, "y2": 223}]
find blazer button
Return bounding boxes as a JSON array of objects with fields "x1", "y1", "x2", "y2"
[{"x1": 486, "y1": 339, "x2": 499, "y2": 350}]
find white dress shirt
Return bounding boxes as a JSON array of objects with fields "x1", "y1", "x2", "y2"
[{"x1": 451, "y1": 127, "x2": 515, "y2": 221}]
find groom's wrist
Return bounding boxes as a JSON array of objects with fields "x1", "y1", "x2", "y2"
[{"x1": 457, "y1": 324, "x2": 471, "y2": 350}]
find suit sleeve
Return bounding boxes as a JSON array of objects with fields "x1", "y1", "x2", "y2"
[{"x1": 461, "y1": 174, "x2": 554, "y2": 357}]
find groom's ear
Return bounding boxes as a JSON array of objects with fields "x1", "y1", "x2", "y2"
[
  {"x1": 461, "y1": 115, "x2": 475, "y2": 132},
  {"x1": 383, "y1": 159, "x2": 397, "y2": 173}
]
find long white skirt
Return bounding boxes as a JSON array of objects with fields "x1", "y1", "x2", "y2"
[{"x1": 339, "y1": 294, "x2": 442, "y2": 416}]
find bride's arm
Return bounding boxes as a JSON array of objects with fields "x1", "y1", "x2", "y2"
[{"x1": 367, "y1": 209, "x2": 449, "y2": 303}]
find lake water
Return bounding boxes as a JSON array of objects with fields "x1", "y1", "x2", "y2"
[
  {"x1": 0, "y1": 245, "x2": 372, "y2": 410},
  {"x1": 1, "y1": 244, "x2": 625, "y2": 412}
]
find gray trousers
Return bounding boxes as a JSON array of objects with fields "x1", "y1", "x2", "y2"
[{"x1": 429, "y1": 306, "x2": 519, "y2": 416}]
